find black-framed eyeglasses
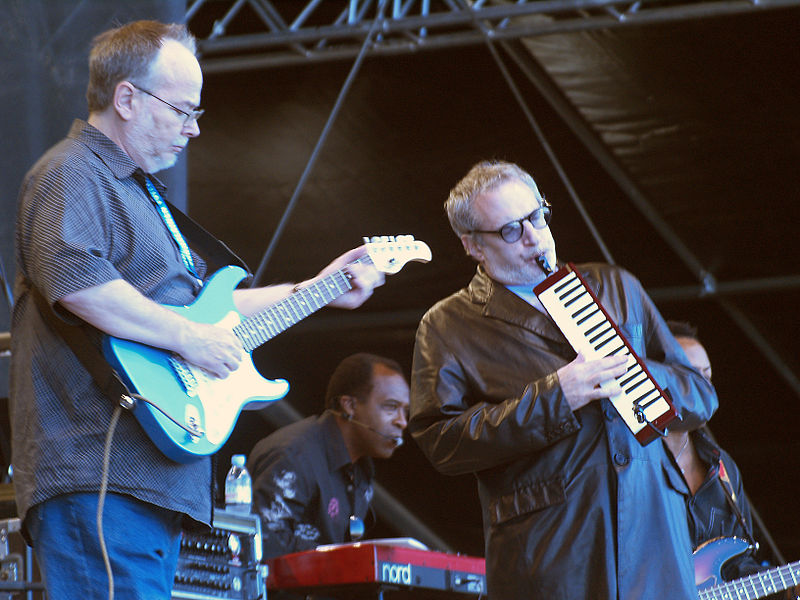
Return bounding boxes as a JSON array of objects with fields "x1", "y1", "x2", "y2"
[
  {"x1": 130, "y1": 82, "x2": 204, "y2": 126},
  {"x1": 468, "y1": 199, "x2": 552, "y2": 243}
]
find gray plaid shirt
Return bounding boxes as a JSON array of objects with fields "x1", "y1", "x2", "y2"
[{"x1": 11, "y1": 120, "x2": 213, "y2": 529}]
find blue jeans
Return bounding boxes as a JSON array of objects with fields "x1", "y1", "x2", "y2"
[{"x1": 26, "y1": 492, "x2": 183, "y2": 600}]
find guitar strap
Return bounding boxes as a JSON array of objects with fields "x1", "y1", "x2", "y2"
[
  {"x1": 160, "y1": 196, "x2": 252, "y2": 284},
  {"x1": 136, "y1": 173, "x2": 252, "y2": 283},
  {"x1": 717, "y1": 457, "x2": 758, "y2": 548},
  {"x1": 31, "y1": 288, "x2": 133, "y2": 407}
]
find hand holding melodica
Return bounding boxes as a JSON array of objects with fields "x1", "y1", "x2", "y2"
[{"x1": 557, "y1": 352, "x2": 629, "y2": 411}]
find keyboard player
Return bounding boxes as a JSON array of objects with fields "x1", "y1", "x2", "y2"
[
  {"x1": 248, "y1": 353, "x2": 409, "y2": 559},
  {"x1": 408, "y1": 160, "x2": 718, "y2": 600}
]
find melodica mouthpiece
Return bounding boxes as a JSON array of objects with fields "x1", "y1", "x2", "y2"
[{"x1": 536, "y1": 254, "x2": 554, "y2": 275}]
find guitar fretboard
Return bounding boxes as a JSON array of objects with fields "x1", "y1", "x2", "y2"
[
  {"x1": 699, "y1": 560, "x2": 800, "y2": 599},
  {"x1": 233, "y1": 257, "x2": 370, "y2": 352}
]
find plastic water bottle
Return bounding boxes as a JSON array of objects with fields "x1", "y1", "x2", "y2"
[{"x1": 224, "y1": 454, "x2": 252, "y2": 514}]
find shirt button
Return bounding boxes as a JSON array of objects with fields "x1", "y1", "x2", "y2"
[{"x1": 613, "y1": 452, "x2": 629, "y2": 467}]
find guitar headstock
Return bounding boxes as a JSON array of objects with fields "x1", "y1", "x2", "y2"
[{"x1": 363, "y1": 235, "x2": 432, "y2": 274}]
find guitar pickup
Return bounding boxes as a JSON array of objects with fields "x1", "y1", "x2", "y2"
[{"x1": 169, "y1": 354, "x2": 200, "y2": 397}]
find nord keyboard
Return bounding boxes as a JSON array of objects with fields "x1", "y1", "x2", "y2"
[
  {"x1": 265, "y1": 540, "x2": 485, "y2": 599},
  {"x1": 534, "y1": 263, "x2": 678, "y2": 445}
]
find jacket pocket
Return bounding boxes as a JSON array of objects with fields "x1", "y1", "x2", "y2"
[{"x1": 488, "y1": 477, "x2": 566, "y2": 526}]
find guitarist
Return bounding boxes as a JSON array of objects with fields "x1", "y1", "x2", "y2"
[
  {"x1": 666, "y1": 321, "x2": 795, "y2": 598},
  {"x1": 10, "y1": 20, "x2": 385, "y2": 600}
]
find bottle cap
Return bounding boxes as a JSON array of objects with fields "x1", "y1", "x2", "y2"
[{"x1": 231, "y1": 454, "x2": 246, "y2": 467}]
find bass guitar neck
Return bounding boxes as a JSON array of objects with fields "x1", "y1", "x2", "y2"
[{"x1": 694, "y1": 536, "x2": 800, "y2": 599}]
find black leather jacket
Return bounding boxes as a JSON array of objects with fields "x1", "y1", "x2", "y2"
[{"x1": 410, "y1": 263, "x2": 718, "y2": 599}]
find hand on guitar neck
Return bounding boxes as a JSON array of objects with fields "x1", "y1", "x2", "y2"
[{"x1": 296, "y1": 244, "x2": 387, "y2": 310}]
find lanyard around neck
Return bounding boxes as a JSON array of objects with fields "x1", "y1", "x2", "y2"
[{"x1": 143, "y1": 176, "x2": 199, "y2": 280}]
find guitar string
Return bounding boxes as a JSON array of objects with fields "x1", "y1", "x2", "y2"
[{"x1": 233, "y1": 265, "x2": 355, "y2": 348}]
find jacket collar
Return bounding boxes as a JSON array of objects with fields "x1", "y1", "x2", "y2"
[{"x1": 466, "y1": 263, "x2": 601, "y2": 344}]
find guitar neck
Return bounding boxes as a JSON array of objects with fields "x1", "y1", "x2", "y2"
[
  {"x1": 701, "y1": 560, "x2": 800, "y2": 599},
  {"x1": 233, "y1": 256, "x2": 370, "y2": 352}
]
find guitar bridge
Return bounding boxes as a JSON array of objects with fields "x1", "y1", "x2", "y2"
[
  {"x1": 184, "y1": 405, "x2": 204, "y2": 440},
  {"x1": 166, "y1": 355, "x2": 206, "y2": 441}
]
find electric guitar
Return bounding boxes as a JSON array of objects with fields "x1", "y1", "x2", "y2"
[
  {"x1": 103, "y1": 235, "x2": 431, "y2": 463},
  {"x1": 694, "y1": 536, "x2": 800, "y2": 599}
]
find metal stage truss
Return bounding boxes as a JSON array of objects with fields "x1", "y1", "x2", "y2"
[
  {"x1": 185, "y1": 0, "x2": 800, "y2": 401},
  {"x1": 180, "y1": 0, "x2": 800, "y2": 559},
  {"x1": 186, "y1": 0, "x2": 800, "y2": 72}
]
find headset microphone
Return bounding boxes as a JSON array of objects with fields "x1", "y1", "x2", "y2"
[{"x1": 340, "y1": 412, "x2": 403, "y2": 447}]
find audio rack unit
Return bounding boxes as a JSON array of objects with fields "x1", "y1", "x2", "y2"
[{"x1": 173, "y1": 509, "x2": 266, "y2": 600}]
